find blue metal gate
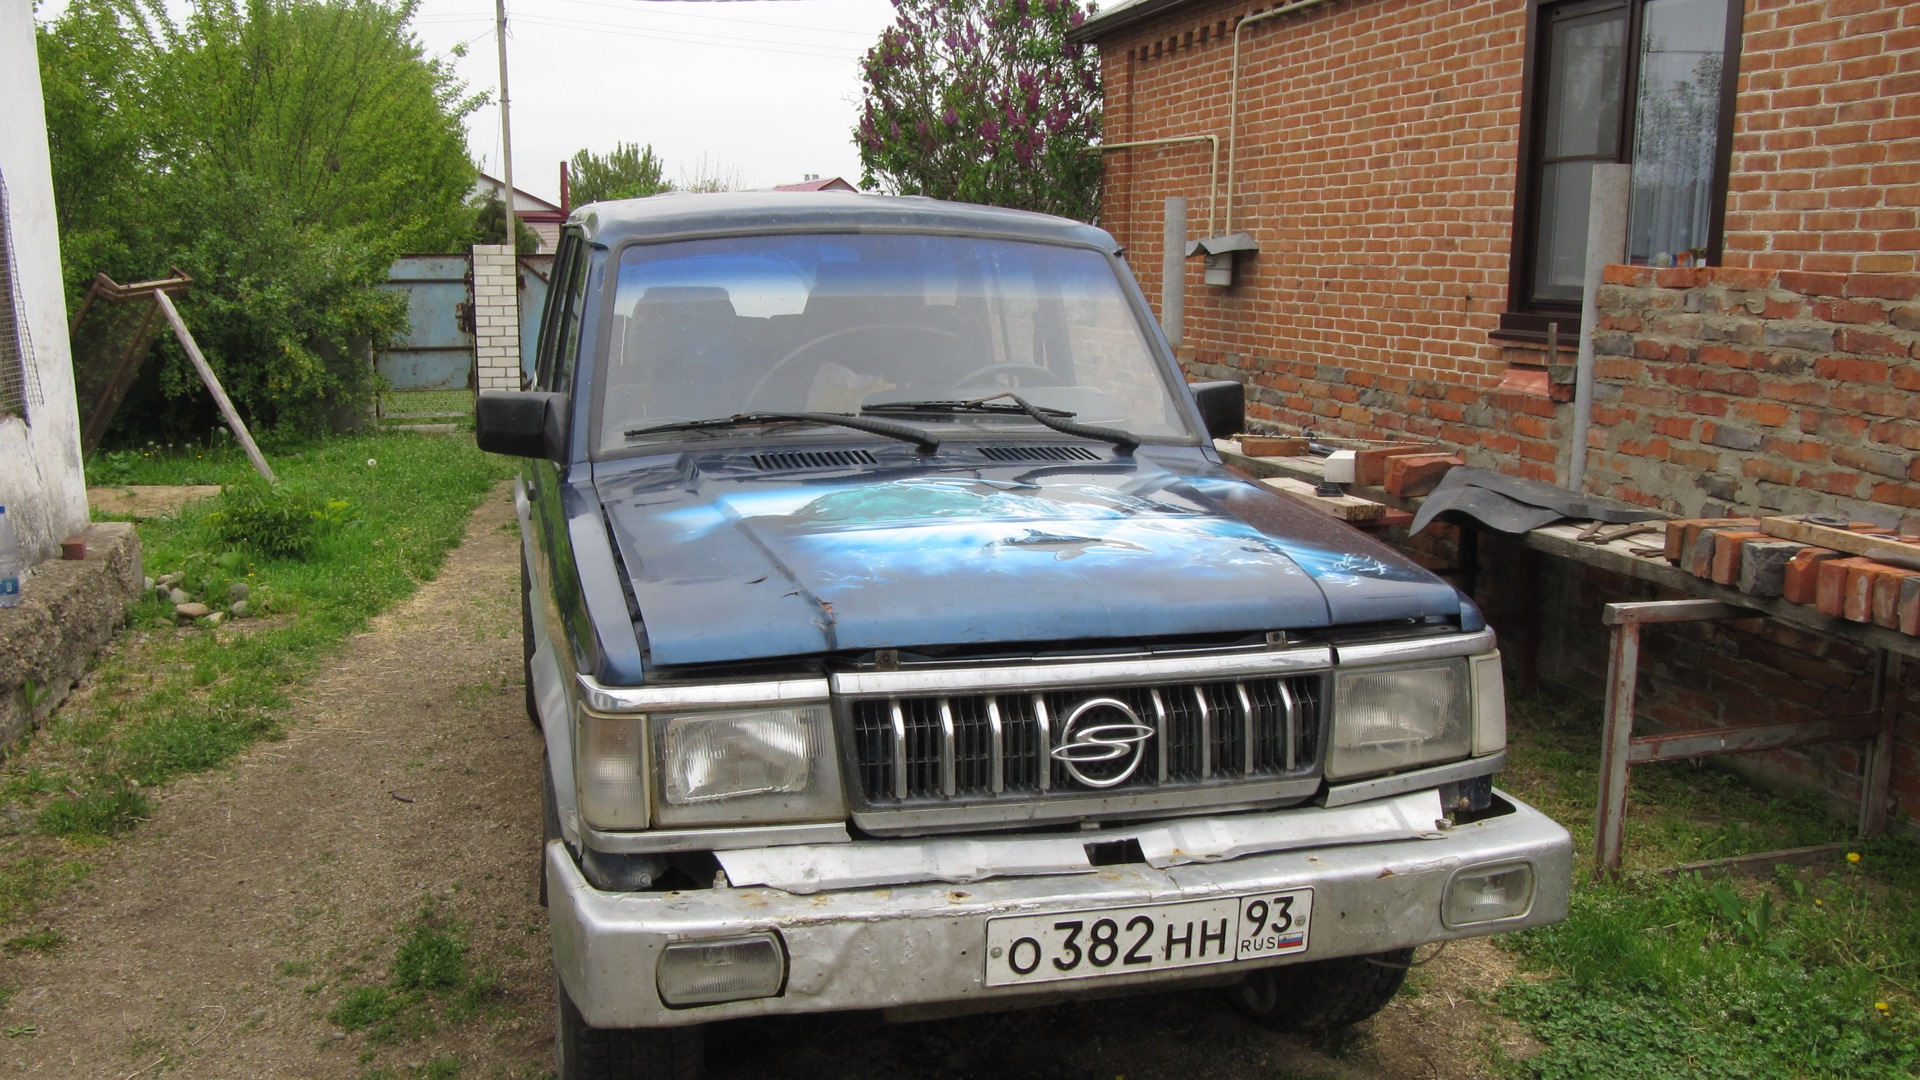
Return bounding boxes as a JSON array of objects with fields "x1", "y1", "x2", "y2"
[{"x1": 379, "y1": 255, "x2": 474, "y2": 391}]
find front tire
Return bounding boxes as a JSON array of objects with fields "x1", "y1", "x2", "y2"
[
  {"x1": 555, "y1": 975, "x2": 704, "y2": 1080},
  {"x1": 1228, "y1": 948, "x2": 1414, "y2": 1033}
]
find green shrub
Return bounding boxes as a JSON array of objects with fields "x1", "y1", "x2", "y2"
[
  {"x1": 206, "y1": 481, "x2": 354, "y2": 559},
  {"x1": 393, "y1": 924, "x2": 466, "y2": 991}
]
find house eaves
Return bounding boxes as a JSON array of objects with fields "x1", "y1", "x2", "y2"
[{"x1": 1067, "y1": 0, "x2": 1205, "y2": 42}]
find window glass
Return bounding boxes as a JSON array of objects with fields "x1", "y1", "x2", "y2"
[
  {"x1": 551, "y1": 241, "x2": 589, "y2": 395},
  {"x1": 1628, "y1": 0, "x2": 1730, "y2": 267},
  {"x1": 600, "y1": 234, "x2": 1189, "y2": 454},
  {"x1": 1532, "y1": 4, "x2": 1627, "y2": 303}
]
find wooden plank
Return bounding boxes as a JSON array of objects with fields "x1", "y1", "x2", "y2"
[
  {"x1": 1656, "y1": 843, "x2": 1851, "y2": 880},
  {"x1": 1258, "y1": 476, "x2": 1386, "y2": 522},
  {"x1": 1238, "y1": 435, "x2": 1311, "y2": 457},
  {"x1": 1758, "y1": 516, "x2": 1920, "y2": 563},
  {"x1": 1736, "y1": 539, "x2": 1806, "y2": 598},
  {"x1": 1627, "y1": 715, "x2": 1881, "y2": 764}
]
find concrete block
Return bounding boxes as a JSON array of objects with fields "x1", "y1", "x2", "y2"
[
  {"x1": 1736, "y1": 539, "x2": 1806, "y2": 597},
  {"x1": 0, "y1": 523, "x2": 144, "y2": 750}
]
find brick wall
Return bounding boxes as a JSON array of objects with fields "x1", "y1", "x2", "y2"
[
  {"x1": 1092, "y1": 0, "x2": 1920, "y2": 489},
  {"x1": 471, "y1": 245, "x2": 521, "y2": 392},
  {"x1": 1589, "y1": 264, "x2": 1920, "y2": 533},
  {"x1": 1098, "y1": 0, "x2": 1535, "y2": 461},
  {"x1": 1725, "y1": 0, "x2": 1920, "y2": 275}
]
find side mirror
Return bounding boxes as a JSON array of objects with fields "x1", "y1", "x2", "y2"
[
  {"x1": 476, "y1": 390, "x2": 569, "y2": 461},
  {"x1": 1188, "y1": 380, "x2": 1244, "y2": 442}
]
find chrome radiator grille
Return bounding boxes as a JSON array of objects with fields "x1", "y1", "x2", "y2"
[{"x1": 844, "y1": 674, "x2": 1324, "y2": 807}]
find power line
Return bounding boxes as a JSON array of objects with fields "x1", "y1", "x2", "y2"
[{"x1": 513, "y1": 12, "x2": 861, "y2": 60}]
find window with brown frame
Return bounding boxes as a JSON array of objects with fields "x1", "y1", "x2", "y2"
[{"x1": 1498, "y1": 0, "x2": 1742, "y2": 345}]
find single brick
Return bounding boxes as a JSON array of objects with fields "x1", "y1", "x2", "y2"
[
  {"x1": 1899, "y1": 575, "x2": 1920, "y2": 635},
  {"x1": 1871, "y1": 567, "x2": 1920, "y2": 629},
  {"x1": 1710, "y1": 530, "x2": 1769, "y2": 585},
  {"x1": 1737, "y1": 539, "x2": 1808, "y2": 597},
  {"x1": 1814, "y1": 555, "x2": 1876, "y2": 615},
  {"x1": 1384, "y1": 454, "x2": 1465, "y2": 497},
  {"x1": 1669, "y1": 517, "x2": 1759, "y2": 562}
]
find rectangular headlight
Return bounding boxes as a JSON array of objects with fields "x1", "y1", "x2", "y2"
[
  {"x1": 1326, "y1": 660, "x2": 1472, "y2": 780},
  {"x1": 652, "y1": 706, "x2": 844, "y2": 827}
]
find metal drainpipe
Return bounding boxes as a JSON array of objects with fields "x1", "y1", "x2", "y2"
[
  {"x1": 1568, "y1": 164, "x2": 1631, "y2": 493},
  {"x1": 1226, "y1": 0, "x2": 1333, "y2": 235},
  {"x1": 1163, "y1": 196, "x2": 1187, "y2": 346},
  {"x1": 1097, "y1": 135, "x2": 1221, "y2": 239}
]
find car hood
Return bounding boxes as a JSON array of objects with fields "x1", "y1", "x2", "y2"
[{"x1": 596, "y1": 451, "x2": 1462, "y2": 668}]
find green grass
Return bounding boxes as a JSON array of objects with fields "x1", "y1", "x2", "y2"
[
  {"x1": 0, "y1": 433, "x2": 511, "y2": 925},
  {"x1": 1495, "y1": 691, "x2": 1920, "y2": 1079},
  {"x1": 328, "y1": 905, "x2": 500, "y2": 1057}
]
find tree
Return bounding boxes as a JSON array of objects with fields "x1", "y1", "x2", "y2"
[
  {"x1": 470, "y1": 194, "x2": 543, "y2": 251},
  {"x1": 854, "y1": 0, "x2": 1102, "y2": 221},
  {"x1": 38, "y1": 0, "x2": 481, "y2": 437},
  {"x1": 568, "y1": 142, "x2": 671, "y2": 204}
]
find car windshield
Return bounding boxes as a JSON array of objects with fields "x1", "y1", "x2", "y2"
[{"x1": 598, "y1": 233, "x2": 1192, "y2": 453}]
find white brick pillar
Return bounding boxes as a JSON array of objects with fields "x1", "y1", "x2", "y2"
[{"x1": 470, "y1": 244, "x2": 523, "y2": 391}]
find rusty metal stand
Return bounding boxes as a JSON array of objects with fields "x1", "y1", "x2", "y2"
[{"x1": 1593, "y1": 599, "x2": 1897, "y2": 878}]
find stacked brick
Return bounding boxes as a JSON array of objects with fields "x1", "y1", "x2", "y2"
[
  {"x1": 472, "y1": 245, "x2": 523, "y2": 392},
  {"x1": 1587, "y1": 265, "x2": 1920, "y2": 534},
  {"x1": 1662, "y1": 516, "x2": 1920, "y2": 634}
]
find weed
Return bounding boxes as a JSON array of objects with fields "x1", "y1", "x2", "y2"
[
  {"x1": 37, "y1": 785, "x2": 148, "y2": 839},
  {"x1": 1497, "y1": 692, "x2": 1920, "y2": 1079},
  {"x1": 423, "y1": 1057, "x2": 461, "y2": 1079},
  {"x1": 393, "y1": 924, "x2": 466, "y2": 991},
  {"x1": 206, "y1": 480, "x2": 354, "y2": 559},
  {"x1": 3, "y1": 927, "x2": 66, "y2": 954},
  {"x1": 0, "y1": 434, "x2": 510, "y2": 927},
  {"x1": 329, "y1": 986, "x2": 406, "y2": 1032},
  {"x1": 329, "y1": 905, "x2": 494, "y2": 1047},
  {"x1": 278, "y1": 960, "x2": 314, "y2": 978}
]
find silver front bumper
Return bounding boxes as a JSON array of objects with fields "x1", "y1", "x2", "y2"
[{"x1": 551, "y1": 790, "x2": 1572, "y2": 1029}]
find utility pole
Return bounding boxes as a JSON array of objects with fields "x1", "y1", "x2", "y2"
[{"x1": 494, "y1": 0, "x2": 517, "y2": 254}]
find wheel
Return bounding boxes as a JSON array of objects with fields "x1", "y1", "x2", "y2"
[
  {"x1": 555, "y1": 973, "x2": 704, "y2": 1080},
  {"x1": 1227, "y1": 948, "x2": 1413, "y2": 1033},
  {"x1": 521, "y1": 554, "x2": 539, "y2": 727},
  {"x1": 952, "y1": 360, "x2": 1066, "y2": 390}
]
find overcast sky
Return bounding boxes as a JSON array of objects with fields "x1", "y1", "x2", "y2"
[
  {"x1": 415, "y1": 0, "x2": 898, "y2": 202},
  {"x1": 36, "y1": 0, "x2": 902, "y2": 202}
]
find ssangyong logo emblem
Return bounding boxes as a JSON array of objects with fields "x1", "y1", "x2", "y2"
[{"x1": 1051, "y1": 698, "x2": 1154, "y2": 789}]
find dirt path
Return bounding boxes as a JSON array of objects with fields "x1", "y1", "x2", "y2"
[{"x1": 0, "y1": 488, "x2": 1520, "y2": 1080}]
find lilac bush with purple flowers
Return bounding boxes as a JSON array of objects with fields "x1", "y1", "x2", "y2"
[{"x1": 855, "y1": 0, "x2": 1102, "y2": 221}]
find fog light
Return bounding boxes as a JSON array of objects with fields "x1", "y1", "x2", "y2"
[
  {"x1": 656, "y1": 933, "x2": 786, "y2": 1007},
  {"x1": 1442, "y1": 862, "x2": 1534, "y2": 927}
]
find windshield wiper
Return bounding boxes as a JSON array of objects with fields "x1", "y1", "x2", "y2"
[
  {"x1": 623, "y1": 412, "x2": 939, "y2": 454},
  {"x1": 957, "y1": 393, "x2": 1140, "y2": 455},
  {"x1": 861, "y1": 398, "x2": 1076, "y2": 419}
]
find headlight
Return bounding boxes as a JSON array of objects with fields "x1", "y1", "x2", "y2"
[
  {"x1": 652, "y1": 706, "x2": 845, "y2": 827},
  {"x1": 1326, "y1": 660, "x2": 1472, "y2": 780}
]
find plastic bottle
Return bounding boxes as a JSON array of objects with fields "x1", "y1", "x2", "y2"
[{"x1": 0, "y1": 504, "x2": 22, "y2": 609}]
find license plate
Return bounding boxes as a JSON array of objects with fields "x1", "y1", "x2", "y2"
[{"x1": 984, "y1": 888, "x2": 1313, "y2": 987}]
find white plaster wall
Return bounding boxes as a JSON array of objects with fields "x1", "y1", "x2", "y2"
[{"x1": 0, "y1": 2, "x2": 90, "y2": 562}]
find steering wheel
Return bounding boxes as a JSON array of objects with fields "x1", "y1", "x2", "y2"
[
  {"x1": 744, "y1": 323, "x2": 960, "y2": 411},
  {"x1": 953, "y1": 361, "x2": 1067, "y2": 391}
]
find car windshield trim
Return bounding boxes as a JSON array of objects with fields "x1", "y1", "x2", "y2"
[
  {"x1": 860, "y1": 398, "x2": 1077, "y2": 419},
  {"x1": 623, "y1": 411, "x2": 940, "y2": 454}
]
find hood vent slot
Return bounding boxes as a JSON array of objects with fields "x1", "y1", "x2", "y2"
[
  {"x1": 750, "y1": 448, "x2": 878, "y2": 472},
  {"x1": 977, "y1": 445, "x2": 1101, "y2": 462}
]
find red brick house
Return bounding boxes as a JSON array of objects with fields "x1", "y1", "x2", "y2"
[
  {"x1": 1073, "y1": 0, "x2": 1919, "y2": 531},
  {"x1": 1072, "y1": 0, "x2": 1920, "y2": 835}
]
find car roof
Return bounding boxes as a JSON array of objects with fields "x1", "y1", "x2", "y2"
[{"x1": 571, "y1": 190, "x2": 1120, "y2": 252}]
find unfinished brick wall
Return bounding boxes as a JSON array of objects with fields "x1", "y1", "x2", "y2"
[
  {"x1": 1588, "y1": 264, "x2": 1920, "y2": 533},
  {"x1": 1725, "y1": 0, "x2": 1920, "y2": 275}
]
